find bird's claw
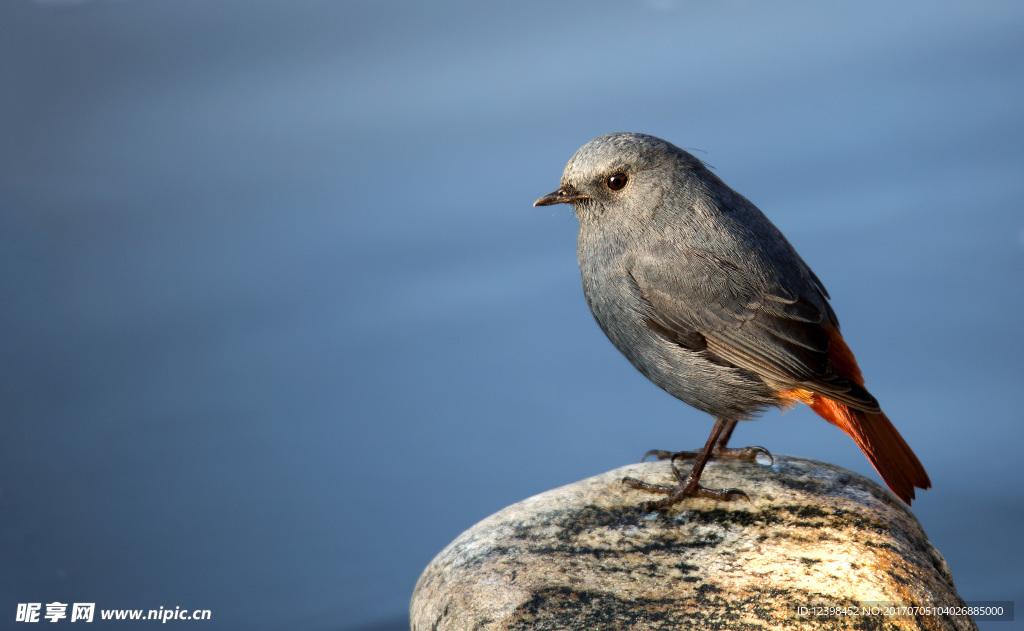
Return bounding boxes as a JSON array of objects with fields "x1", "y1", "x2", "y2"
[
  {"x1": 640, "y1": 445, "x2": 771, "y2": 465},
  {"x1": 719, "y1": 445, "x2": 773, "y2": 465},
  {"x1": 642, "y1": 449, "x2": 698, "y2": 462},
  {"x1": 622, "y1": 476, "x2": 750, "y2": 511}
]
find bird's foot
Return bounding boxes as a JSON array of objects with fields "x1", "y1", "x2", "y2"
[
  {"x1": 624, "y1": 452, "x2": 749, "y2": 511},
  {"x1": 642, "y1": 445, "x2": 773, "y2": 465},
  {"x1": 642, "y1": 449, "x2": 698, "y2": 462},
  {"x1": 715, "y1": 445, "x2": 774, "y2": 465},
  {"x1": 622, "y1": 475, "x2": 749, "y2": 511},
  {"x1": 627, "y1": 418, "x2": 758, "y2": 510}
]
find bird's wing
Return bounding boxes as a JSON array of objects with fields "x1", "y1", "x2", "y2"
[{"x1": 630, "y1": 245, "x2": 880, "y2": 412}]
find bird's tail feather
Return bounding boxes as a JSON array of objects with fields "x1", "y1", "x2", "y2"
[{"x1": 807, "y1": 396, "x2": 931, "y2": 505}]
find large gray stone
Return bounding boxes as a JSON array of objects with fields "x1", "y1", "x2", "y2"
[{"x1": 411, "y1": 455, "x2": 975, "y2": 630}]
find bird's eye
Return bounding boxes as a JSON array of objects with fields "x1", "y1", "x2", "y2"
[{"x1": 606, "y1": 172, "x2": 628, "y2": 191}]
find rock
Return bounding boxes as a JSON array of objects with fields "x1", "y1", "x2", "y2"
[{"x1": 410, "y1": 455, "x2": 976, "y2": 631}]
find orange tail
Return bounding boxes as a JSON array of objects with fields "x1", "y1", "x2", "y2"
[
  {"x1": 807, "y1": 397, "x2": 931, "y2": 505},
  {"x1": 781, "y1": 327, "x2": 930, "y2": 505}
]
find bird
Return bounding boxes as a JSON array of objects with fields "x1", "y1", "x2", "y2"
[{"x1": 534, "y1": 132, "x2": 930, "y2": 510}]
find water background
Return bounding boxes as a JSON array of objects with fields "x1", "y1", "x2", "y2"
[{"x1": 2, "y1": 1, "x2": 1022, "y2": 629}]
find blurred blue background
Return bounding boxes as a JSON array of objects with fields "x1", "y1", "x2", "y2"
[{"x1": 1, "y1": 0, "x2": 1022, "y2": 629}]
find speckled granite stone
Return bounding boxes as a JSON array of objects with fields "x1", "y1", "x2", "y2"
[{"x1": 411, "y1": 455, "x2": 975, "y2": 631}]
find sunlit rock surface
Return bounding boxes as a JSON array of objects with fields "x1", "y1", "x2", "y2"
[{"x1": 411, "y1": 455, "x2": 975, "y2": 631}]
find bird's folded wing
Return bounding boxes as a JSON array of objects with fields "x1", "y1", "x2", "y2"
[{"x1": 630, "y1": 248, "x2": 880, "y2": 413}]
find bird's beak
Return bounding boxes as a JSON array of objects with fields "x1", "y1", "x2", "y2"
[{"x1": 534, "y1": 188, "x2": 587, "y2": 207}]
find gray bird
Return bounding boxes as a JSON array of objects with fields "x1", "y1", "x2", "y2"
[{"x1": 535, "y1": 133, "x2": 930, "y2": 510}]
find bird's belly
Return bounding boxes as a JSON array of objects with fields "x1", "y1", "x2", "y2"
[{"x1": 583, "y1": 276, "x2": 777, "y2": 421}]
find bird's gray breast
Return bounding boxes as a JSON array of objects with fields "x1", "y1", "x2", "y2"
[
  {"x1": 576, "y1": 221, "x2": 777, "y2": 420},
  {"x1": 577, "y1": 223, "x2": 646, "y2": 361}
]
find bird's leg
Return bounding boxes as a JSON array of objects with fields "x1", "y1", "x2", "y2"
[
  {"x1": 623, "y1": 418, "x2": 751, "y2": 511},
  {"x1": 641, "y1": 419, "x2": 772, "y2": 465}
]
